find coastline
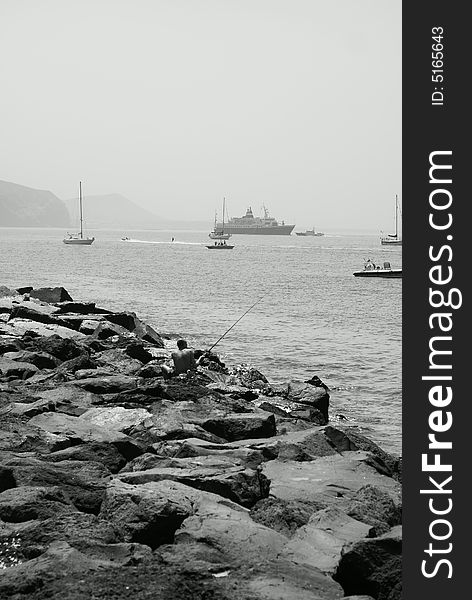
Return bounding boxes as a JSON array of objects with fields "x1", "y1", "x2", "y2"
[{"x1": 1, "y1": 285, "x2": 402, "y2": 599}]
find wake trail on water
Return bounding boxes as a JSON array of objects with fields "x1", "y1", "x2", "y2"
[{"x1": 121, "y1": 239, "x2": 203, "y2": 246}]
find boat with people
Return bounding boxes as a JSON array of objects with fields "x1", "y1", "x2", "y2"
[
  {"x1": 63, "y1": 182, "x2": 95, "y2": 245},
  {"x1": 206, "y1": 239, "x2": 235, "y2": 250},
  {"x1": 353, "y1": 259, "x2": 402, "y2": 278},
  {"x1": 380, "y1": 194, "x2": 402, "y2": 246},
  {"x1": 216, "y1": 205, "x2": 294, "y2": 235},
  {"x1": 296, "y1": 227, "x2": 324, "y2": 237}
]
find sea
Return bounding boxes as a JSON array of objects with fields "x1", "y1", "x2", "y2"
[{"x1": 0, "y1": 228, "x2": 402, "y2": 456}]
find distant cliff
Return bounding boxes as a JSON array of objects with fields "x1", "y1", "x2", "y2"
[
  {"x1": 0, "y1": 180, "x2": 71, "y2": 227},
  {"x1": 65, "y1": 193, "x2": 164, "y2": 229}
]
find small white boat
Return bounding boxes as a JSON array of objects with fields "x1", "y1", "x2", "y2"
[
  {"x1": 63, "y1": 182, "x2": 95, "y2": 245},
  {"x1": 354, "y1": 260, "x2": 402, "y2": 278},
  {"x1": 296, "y1": 227, "x2": 324, "y2": 237}
]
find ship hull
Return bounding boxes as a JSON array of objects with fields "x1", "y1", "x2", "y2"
[
  {"x1": 380, "y1": 239, "x2": 402, "y2": 246},
  {"x1": 63, "y1": 238, "x2": 95, "y2": 245},
  {"x1": 217, "y1": 225, "x2": 295, "y2": 235}
]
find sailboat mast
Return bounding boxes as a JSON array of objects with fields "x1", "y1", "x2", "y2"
[
  {"x1": 222, "y1": 197, "x2": 225, "y2": 232},
  {"x1": 395, "y1": 194, "x2": 398, "y2": 238},
  {"x1": 79, "y1": 181, "x2": 83, "y2": 239}
]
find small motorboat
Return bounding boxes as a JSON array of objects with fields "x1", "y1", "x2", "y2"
[
  {"x1": 353, "y1": 260, "x2": 402, "y2": 278},
  {"x1": 121, "y1": 237, "x2": 130, "y2": 241},
  {"x1": 206, "y1": 240, "x2": 234, "y2": 250},
  {"x1": 295, "y1": 227, "x2": 324, "y2": 237}
]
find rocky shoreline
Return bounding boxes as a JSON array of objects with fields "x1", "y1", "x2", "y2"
[{"x1": 0, "y1": 285, "x2": 402, "y2": 600}]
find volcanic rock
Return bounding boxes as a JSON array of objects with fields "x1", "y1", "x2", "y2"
[
  {"x1": 27, "y1": 412, "x2": 145, "y2": 460},
  {"x1": 334, "y1": 526, "x2": 402, "y2": 600},
  {"x1": 201, "y1": 412, "x2": 276, "y2": 442}
]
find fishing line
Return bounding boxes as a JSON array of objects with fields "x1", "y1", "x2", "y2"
[{"x1": 208, "y1": 295, "x2": 266, "y2": 352}]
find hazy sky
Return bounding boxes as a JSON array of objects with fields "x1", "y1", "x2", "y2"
[{"x1": 1, "y1": 0, "x2": 401, "y2": 231}]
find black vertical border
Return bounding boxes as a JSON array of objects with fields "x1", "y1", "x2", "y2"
[{"x1": 403, "y1": 2, "x2": 467, "y2": 597}]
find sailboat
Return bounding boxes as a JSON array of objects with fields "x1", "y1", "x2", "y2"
[
  {"x1": 206, "y1": 198, "x2": 234, "y2": 250},
  {"x1": 209, "y1": 210, "x2": 232, "y2": 240},
  {"x1": 380, "y1": 195, "x2": 402, "y2": 246},
  {"x1": 63, "y1": 181, "x2": 95, "y2": 245}
]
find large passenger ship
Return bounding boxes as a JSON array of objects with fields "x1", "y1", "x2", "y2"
[{"x1": 216, "y1": 206, "x2": 294, "y2": 235}]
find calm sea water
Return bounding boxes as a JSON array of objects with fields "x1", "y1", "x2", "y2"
[{"x1": 0, "y1": 228, "x2": 401, "y2": 455}]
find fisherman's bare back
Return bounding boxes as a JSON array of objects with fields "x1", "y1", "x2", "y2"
[{"x1": 171, "y1": 347, "x2": 197, "y2": 375}]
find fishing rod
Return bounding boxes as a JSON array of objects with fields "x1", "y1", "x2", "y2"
[{"x1": 208, "y1": 295, "x2": 265, "y2": 352}]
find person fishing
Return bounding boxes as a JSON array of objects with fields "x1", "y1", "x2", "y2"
[
  {"x1": 161, "y1": 296, "x2": 265, "y2": 379},
  {"x1": 161, "y1": 339, "x2": 205, "y2": 379}
]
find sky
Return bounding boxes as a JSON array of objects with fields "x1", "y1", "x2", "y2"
[{"x1": 1, "y1": 0, "x2": 401, "y2": 231}]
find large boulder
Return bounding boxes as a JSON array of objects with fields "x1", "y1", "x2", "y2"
[
  {"x1": 27, "y1": 412, "x2": 145, "y2": 460},
  {"x1": 0, "y1": 541, "x2": 98, "y2": 596},
  {"x1": 334, "y1": 526, "x2": 402, "y2": 600},
  {"x1": 123, "y1": 341, "x2": 154, "y2": 364},
  {"x1": 0, "y1": 539, "x2": 151, "y2": 597},
  {"x1": 323, "y1": 426, "x2": 401, "y2": 479},
  {"x1": 7, "y1": 385, "x2": 101, "y2": 418},
  {"x1": 175, "y1": 497, "x2": 287, "y2": 564},
  {"x1": 227, "y1": 365, "x2": 269, "y2": 388},
  {"x1": 0, "y1": 357, "x2": 39, "y2": 380},
  {"x1": 1, "y1": 456, "x2": 112, "y2": 513},
  {"x1": 285, "y1": 380, "x2": 330, "y2": 423},
  {"x1": 116, "y1": 457, "x2": 270, "y2": 507},
  {"x1": 42, "y1": 442, "x2": 127, "y2": 474},
  {"x1": 54, "y1": 301, "x2": 98, "y2": 314},
  {"x1": 282, "y1": 506, "x2": 373, "y2": 574},
  {"x1": 79, "y1": 406, "x2": 152, "y2": 435},
  {"x1": 93, "y1": 348, "x2": 143, "y2": 375},
  {"x1": 70, "y1": 375, "x2": 139, "y2": 394},
  {"x1": 104, "y1": 312, "x2": 164, "y2": 347},
  {"x1": 0, "y1": 509, "x2": 119, "y2": 558},
  {"x1": 0, "y1": 485, "x2": 77, "y2": 522},
  {"x1": 0, "y1": 285, "x2": 17, "y2": 298},
  {"x1": 217, "y1": 426, "x2": 341, "y2": 463},
  {"x1": 5, "y1": 319, "x2": 87, "y2": 340},
  {"x1": 0, "y1": 338, "x2": 22, "y2": 355},
  {"x1": 9, "y1": 300, "x2": 61, "y2": 325},
  {"x1": 201, "y1": 412, "x2": 276, "y2": 442},
  {"x1": 23, "y1": 334, "x2": 86, "y2": 361},
  {"x1": 346, "y1": 485, "x2": 402, "y2": 537},
  {"x1": 30, "y1": 287, "x2": 73, "y2": 303},
  {"x1": 151, "y1": 437, "x2": 266, "y2": 469},
  {"x1": 250, "y1": 496, "x2": 326, "y2": 537},
  {"x1": 174, "y1": 500, "x2": 344, "y2": 599},
  {"x1": 100, "y1": 478, "x2": 246, "y2": 548},
  {"x1": 0, "y1": 422, "x2": 74, "y2": 454},
  {"x1": 261, "y1": 452, "x2": 402, "y2": 508},
  {"x1": 2, "y1": 350, "x2": 60, "y2": 370},
  {"x1": 256, "y1": 394, "x2": 328, "y2": 424}
]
